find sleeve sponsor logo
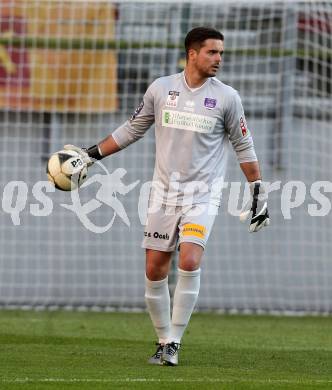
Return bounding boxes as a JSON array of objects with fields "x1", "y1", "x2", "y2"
[
  {"x1": 240, "y1": 116, "x2": 248, "y2": 136},
  {"x1": 162, "y1": 109, "x2": 217, "y2": 133},
  {"x1": 181, "y1": 223, "x2": 206, "y2": 239},
  {"x1": 130, "y1": 101, "x2": 144, "y2": 121}
]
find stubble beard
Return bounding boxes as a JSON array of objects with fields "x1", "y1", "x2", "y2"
[{"x1": 198, "y1": 67, "x2": 217, "y2": 79}]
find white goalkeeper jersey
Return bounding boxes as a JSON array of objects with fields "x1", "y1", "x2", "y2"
[{"x1": 112, "y1": 71, "x2": 257, "y2": 206}]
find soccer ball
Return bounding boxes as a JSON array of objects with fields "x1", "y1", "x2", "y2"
[{"x1": 46, "y1": 149, "x2": 88, "y2": 191}]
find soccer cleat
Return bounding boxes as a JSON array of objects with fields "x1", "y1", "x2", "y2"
[
  {"x1": 148, "y1": 343, "x2": 164, "y2": 365},
  {"x1": 162, "y1": 342, "x2": 181, "y2": 366}
]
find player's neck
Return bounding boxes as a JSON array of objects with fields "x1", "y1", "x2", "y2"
[{"x1": 184, "y1": 67, "x2": 208, "y2": 89}]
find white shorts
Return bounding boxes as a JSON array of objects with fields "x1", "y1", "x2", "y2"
[{"x1": 142, "y1": 203, "x2": 219, "y2": 252}]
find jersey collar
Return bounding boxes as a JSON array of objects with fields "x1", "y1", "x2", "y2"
[{"x1": 182, "y1": 71, "x2": 210, "y2": 93}]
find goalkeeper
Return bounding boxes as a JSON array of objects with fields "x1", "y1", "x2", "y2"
[{"x1": 65, "y1": 27, "x2": 269, "y2": 366}]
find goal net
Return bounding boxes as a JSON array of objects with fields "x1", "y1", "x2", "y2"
[{"x1": 0, "y1": 0, "x2": 331, "y2": 313}]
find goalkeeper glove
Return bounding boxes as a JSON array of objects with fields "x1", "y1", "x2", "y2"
[
  {"x1": 240, "y1": 180, "x2": 270, "y2": 232},
  {"x1": 64, "y1": 144, "x2": 103, "y2": 167}
]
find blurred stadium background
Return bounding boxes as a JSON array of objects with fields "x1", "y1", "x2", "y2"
[{"x1": 0, "y1": 0, "x2": 331, "y2": 313}]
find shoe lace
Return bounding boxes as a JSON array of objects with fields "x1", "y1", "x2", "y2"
[
  {"x1": 165, "y1": 342, "x2": 181, "y2": 356},
  {"x1": 153, "y1": 343, "x2": 164, "y2": 358}
]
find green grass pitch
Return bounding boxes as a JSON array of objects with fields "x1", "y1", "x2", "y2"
[{"x1": 0, "y1": 310, "x2": 331, "y2": 389}]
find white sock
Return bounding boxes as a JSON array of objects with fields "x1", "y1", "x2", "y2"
[
  {"x1": 170, "y1": 268, "x2": 201, "y2": 344},
  {"x1": 145, "y1": 275, "x2": 171, "y2": 345}
]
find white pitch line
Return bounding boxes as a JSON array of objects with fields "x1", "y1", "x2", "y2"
[{"x1": 1, "y1": 378, "x2": 332, "y2": 384}]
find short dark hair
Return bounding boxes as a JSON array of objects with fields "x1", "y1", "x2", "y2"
[{"x1": 185, "y1": 27, "x2": 224, "y2": 59}]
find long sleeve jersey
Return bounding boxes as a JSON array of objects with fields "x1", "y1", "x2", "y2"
[{"x1": 112, "y1": 71, "x2": 257, "y2": 206}]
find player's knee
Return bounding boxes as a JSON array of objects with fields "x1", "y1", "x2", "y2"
[
  {"x1": 146, "y1": 251, "x2": 171, "y2": 280},
  {"x1": 146, "y1": 263, "x2": 168, "y2": 280},
  {"x1": 178, "y1": 254, "x2": 201, "y2": 272},
  {"x1": 145, "y1": 264, "x2": 158, "y2": 280},
  {"x1": 179, "y1": 243, "x2": 203, "y2": 271}
]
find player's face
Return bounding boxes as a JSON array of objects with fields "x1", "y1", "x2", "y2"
[{"x1": 191, "y1": 39, "x2": 224, "y2": 78}]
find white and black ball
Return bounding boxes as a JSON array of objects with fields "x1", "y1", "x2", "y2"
[{"x1": 46, "y1": 150, "x2": 88, "y2": 191}]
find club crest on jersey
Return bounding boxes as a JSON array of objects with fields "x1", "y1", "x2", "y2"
[
  {"x1": 166, "y1": 90, "x2": 180, "y2": 108},
  {"x1": 204, "y1": 97, "x2": 217, "y2": 109},
  {"x1": 240, "y1": 116, "x2": 248, "y2": 136}
]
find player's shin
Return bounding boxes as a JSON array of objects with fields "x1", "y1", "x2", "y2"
[
  {"x1": 144, "y1": 276, "x2": 171, "y2": 345},
  {"x1": 170, "y1": 268, "x2": 201, "y2": 343}
]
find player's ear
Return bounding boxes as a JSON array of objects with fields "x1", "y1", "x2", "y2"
[{"x1": 188, "y1": 48, "x2": 198, "y2": 62}]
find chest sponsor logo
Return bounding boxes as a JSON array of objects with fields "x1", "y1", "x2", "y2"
[
  {"x1": 204, "y1": 97, "x2": 217, "y2": 109},
  {"x1": 166, "y1": 90, "x2": 180, "y2": 108},
  {"x1": 162, "y1": 109, "x2": 217, "y2": 133}
]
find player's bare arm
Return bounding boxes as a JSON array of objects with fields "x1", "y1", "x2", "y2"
[
  {"x1": 98, "y1": 134, "x2": 121, "y2": 157},
  {"x1": 240, "y1": 161, "x2": 261, "y2": 182}
]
